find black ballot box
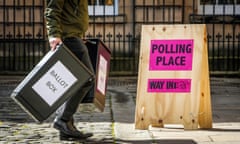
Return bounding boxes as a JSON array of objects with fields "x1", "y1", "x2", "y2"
[
  {"x1": 82, "y1": 39, "x2": 111, "y2": 112},
  {"x1": 11, "y1": 44, "x2": 94, "y2": 122}
]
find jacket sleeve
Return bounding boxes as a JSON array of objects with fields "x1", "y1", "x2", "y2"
[{"x1": 44, "y1": 0, "x2": 65, "y2": 38}]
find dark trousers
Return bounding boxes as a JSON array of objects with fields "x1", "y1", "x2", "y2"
[{"x1": 56, "y1": 37, "x2": 95, "y2": 122}]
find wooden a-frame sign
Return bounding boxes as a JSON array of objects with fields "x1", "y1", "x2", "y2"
[{"x1": 135, "y1": 24, "x2": 212, "y2": 130}]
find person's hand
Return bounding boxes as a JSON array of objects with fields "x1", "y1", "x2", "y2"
[{"x1": 49, "y1": 37, "x2": 62, "y2": 51}]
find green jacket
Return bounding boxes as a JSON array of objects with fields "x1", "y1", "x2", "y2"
[{"x1": 45, "y1": 0, "x2": 89, "y2": 39}]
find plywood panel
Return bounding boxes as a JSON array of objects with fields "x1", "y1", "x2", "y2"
[{"x1": 135, "y1": 24, "x2": 212, "y2": 130}]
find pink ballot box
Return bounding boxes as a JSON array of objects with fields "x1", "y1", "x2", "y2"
[
  {"x1": 11, "y1": 44, "x2": 94, "y2": 122},
  {"x1": 82, "y1": 39, "x2": 111, "y2": 112}
]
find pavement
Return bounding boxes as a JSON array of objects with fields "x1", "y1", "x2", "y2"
[{"x1": 0, "y1": 76, "x2": 240, "y2": 144}]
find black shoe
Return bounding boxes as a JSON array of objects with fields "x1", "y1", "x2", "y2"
[
  {"x1": 53, "y1": 119, "x2": 93, "y2": 139},
  {"x1": 59, "y1": 132, "x2": 88, "y2": 141}
]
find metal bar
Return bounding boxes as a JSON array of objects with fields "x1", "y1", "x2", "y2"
[
  {"x1": 173, "y1": 0, "x2": 175, "y2": 24},
  {"x1": 32, "y1": 0, "x2": 35, "y2": 66},
  {"x1": 216, "y1": 33, "x2": 221, "y2": 71},
  {"x1": 123, "y1": 0, "x2": 127, "y2": 71},
  {"x1": 23, "y1": 0, "x2": 26, "y2": 70},
  {"x1": 181, "y1": 0, "x2": 185, "y2": 23},
  {"x1": 153, "y1": 0, "x2": 155, "y2": 23},
  {"x1": 232, "y1": 24, "x2": 236, "y2": 71},
  {"x1": 222, "y1": 4, "x2": 226, "y2": 71},
  {"x1": 2, "y1": 0, "x2": 6, "y2": 70},
  {"x1": 226, "y1": 33, "x2": 231, "y2": 71},
  {"x1": 162, "y1": 0, "x2": 165, "y2": 21},
  {"x1": 13, "y1": 0, "x2": 16, "y2": 70},
  {"x1": 212, "y1": 3, "x2": 216, "y2": 71}
]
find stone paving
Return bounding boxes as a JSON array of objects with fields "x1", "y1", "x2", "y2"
[
  {"x1": 0, "y1": 76, "x2": 240, "y2": 144},
  {"x1": 0, "y1": 76, "x2": 114, "y2": 144}
]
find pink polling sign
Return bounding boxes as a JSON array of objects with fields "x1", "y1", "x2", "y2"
[
  {"x1": 147, "y1": 79, "x2": 191, "y2": 93},
  {"x1": 149, "y1": 39, "x2": 194, "y2": 70}
]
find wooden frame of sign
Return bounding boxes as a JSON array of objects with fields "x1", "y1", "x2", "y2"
[{"x1": 135, "y1": 24, "x2": 212, "y2": 130}]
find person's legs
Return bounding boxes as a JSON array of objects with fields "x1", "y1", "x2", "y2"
[
  {"x1": 57, "y1": 37, "x2": 94, "y2": 121},
  {"x1": 54, "y1": 37, "x2": 95, "y2": 139},
  {"x1": 56, "y1": 80, "x2": 93, "y2": 121}
]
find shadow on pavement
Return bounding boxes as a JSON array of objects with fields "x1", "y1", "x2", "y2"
[
  {"x1": 114, "y1": 139, "x2": 197, "y2": 144},
  {"x1": 207, "y1": 128, "x2": 240, "y2": 132}
]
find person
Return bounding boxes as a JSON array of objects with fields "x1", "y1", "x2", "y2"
[{"x1": 44, "y1": 0, "x2": 95, "y2": 141}]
